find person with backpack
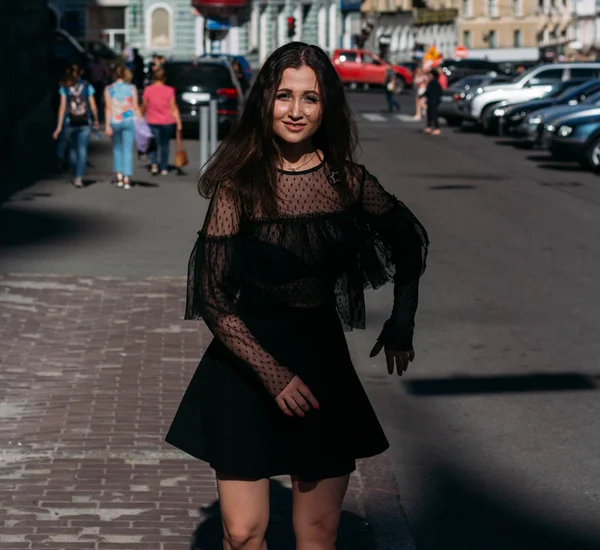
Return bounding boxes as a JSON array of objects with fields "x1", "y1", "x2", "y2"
[
  {"x1": 52, "y1": 64, "x2": 100, "y2": 188},
  {"x1": 105, "y1": 65, "x2": 142, "y2": 189}
]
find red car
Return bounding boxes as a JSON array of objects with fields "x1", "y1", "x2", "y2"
[{"x1": 332, "y1": 49, "x2": 413, "y2": 92}]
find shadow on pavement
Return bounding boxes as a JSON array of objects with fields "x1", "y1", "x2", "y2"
[
  {"x1": 0, "y1": 206, "x2": 118, "y2": 250},
  {"x1": 411, "y1": 461, "x2": 600, "y2": 550},
  {"x1": 411, "y1": 173, "x2": 506, "y2": 181},
  {"x1": 404, "y1": 373, "x2": 597, "y2": 396},
  {"x1": 526, "y1": 154, "x2": 565, "y2": 162},
  {"x1": 537, "y1": 163, "x2": 588, "y2": 172},
  {"x1": 190, "y1": 479, "x2": 375, "y2": 550},
  {"x1": 429, "y1": 184, "x2": 477, "y2": 190}
]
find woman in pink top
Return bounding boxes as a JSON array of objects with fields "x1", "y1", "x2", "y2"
[{"x1": 142, "y1": 69, "x2": 183, "y2": 175}]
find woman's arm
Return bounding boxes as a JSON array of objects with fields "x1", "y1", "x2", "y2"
[
  {"x1": 169, "y1": 97, "x2": 183, "y2": 131},
  {"x1": 132, "y1": 87, "x2": 143, "y2": 118},
  {"x1": 88, "y1": 95, "x2": 100, "y2": 127},
  {"x1": 104, "y1": 88, "x2": 113, "y2": 136},
  {"x1": 52, "y1": 94, "x2": 67, "y2": 140}
]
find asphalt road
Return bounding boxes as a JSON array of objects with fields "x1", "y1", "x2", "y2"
[{"x1": 2, "y1": 89, "x2": 600, "y2": 550}]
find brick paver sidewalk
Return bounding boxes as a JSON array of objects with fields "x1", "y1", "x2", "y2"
[{"x1": 0, "y1": 274, "x2": 408, "y2": 550}]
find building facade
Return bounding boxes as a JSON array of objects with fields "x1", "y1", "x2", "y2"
[
  {"x1": 47, "y1": 0, "x2": 346, "y2": 64},
  {"x1": 536, "y1": 0, "x2": 575, "y2": 59},
  {"x1": 360, "y1": 0, "x2": 459, "y2": 63},
  {"x1": 456, "y1": 0, "x2": 540, "y2": 61},
  {"x1": 570, "y1": 0, "x2": 599, "y2": 57}
]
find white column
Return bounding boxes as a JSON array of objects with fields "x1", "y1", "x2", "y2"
[
  {"x1": 328, "y1": 3, "x2": 338, "y2": 52},
  {"x1": 318, "y1": 6, "x2": 327, "y2": 49},
  {"x1": 259, "y1": 7, "x2": 268, "y2": 64},
  {"x1": 250, "y1": 2, "x2": 259, "y2": 51},
  {"x1": 195, "y1": 15, "x2": 205, "y2": 56},
  {"x1": 278, "y1": 6, "x2": 286, "y2": 47}
]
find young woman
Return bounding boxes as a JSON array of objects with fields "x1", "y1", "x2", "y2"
[
  {"x1": 141, "y1": 68, "x2": 182, "y2": 175},
  {"x1": 412, "y1": 66, "x2": 428, "y2": 121},
  {"x1": 52, "y1": 64, "x2": 100, "y2": 188},
  {"x1": 166, "y1": 42, "x2": 429, "y2": 550},
  {"x1": 105, "y1": 66, "x2": 142, "y2": 189}
]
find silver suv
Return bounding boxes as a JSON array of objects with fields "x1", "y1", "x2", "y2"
[{"x1": 458, "y1": 63, "x2": 600, "y2": 123}]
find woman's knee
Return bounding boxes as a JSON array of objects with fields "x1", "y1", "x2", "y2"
[
  {"x1": 222, "y1": 518, "x2": 268, "y2": 549},
  {"x1": 293, "y1": 508, "x2": 340, "y2": 548}
]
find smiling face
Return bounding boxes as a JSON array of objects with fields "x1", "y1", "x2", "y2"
[{"x1": 272, "y1": 66, "x2": 323, "y2": 145}]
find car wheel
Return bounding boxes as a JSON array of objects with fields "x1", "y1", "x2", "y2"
[
  {"x1": 585, "y1": 137, "x2": 600, "y2": 173},
  {"x1": 481, "y1": 104, "x2": 499, "y2": 135},
  {"x1": 445, "y1": 117, "x2": 462, "y2": 128}
]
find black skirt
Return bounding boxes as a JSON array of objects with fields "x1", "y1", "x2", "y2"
[{"x1": 165, "y1": 303, "x2": 389, "y2": 482}]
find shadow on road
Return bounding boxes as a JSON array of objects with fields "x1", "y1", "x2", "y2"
[
  {"x1": 537, "y1": 163, "x2": 588, "y2": 173},
  {"x1": 429, "y1": 184, "x2": 477, "y2": 190},
  {"x1": 404, "y1": 373, "x2": 597, "y2": 396},
  {"x1": 411, "y1": 460, "x2": 600, "y2": 550},
  {"x1": 190, "y1": 479, "x2": 374, "y2": 550}
]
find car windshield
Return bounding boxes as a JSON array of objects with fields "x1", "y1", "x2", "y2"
[
  {"x1": 164, "y1": 63, "x2": 232, "y2": 88},
  {"x1": 452, "y1": 76, "x2": 486, "y2": 89},
  {"x1": 586, "y1": 90, "x2": 600, "y2": 104}
]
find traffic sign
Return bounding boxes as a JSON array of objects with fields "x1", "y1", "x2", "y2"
[{"x1": 454, "y1": 45, "x2": 468, "y2": 59}]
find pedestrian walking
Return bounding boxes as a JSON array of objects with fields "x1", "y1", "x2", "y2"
[
  {"x1": 141, "y1": 68, "x2": 183, "y2": 175},
  {"x1": 412, "y1": 66, "x2": 428, "y2": 120},
  {"x1": 52, "y1": 65, "x2": 100, "y2": 188},
  {"x1": 384, "y1": 66, "x2": 400, "y2": 113},
  {"x1": 105, "y1": 65, "x2": 142, "y2": 189},
  {"x1": 166, "y1": 42, "x2": 429, "y2": 550},
  {"x1": 89, "y1": 55, "x2": 109, "y2": 122},
  {"x1": 424, "y1": 69, "x2": 443, "y2": 136}
]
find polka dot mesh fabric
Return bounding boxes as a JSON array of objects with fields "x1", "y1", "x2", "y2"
[{"x1": 185, "y1": 162, "x2": 429, "y2": 398}]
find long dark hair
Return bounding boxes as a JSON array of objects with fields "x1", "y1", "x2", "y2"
[{"x1": 199, "y1": 42, "x2": 359, "y2": 217}]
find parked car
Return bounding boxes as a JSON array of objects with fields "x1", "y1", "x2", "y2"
[
  {"x1": 440, "y1": 58, "x2": 503, "y2": 85},
  {"x1": 440, "y1": 74, "x2": 511, "y2": 127},
  {"x1": 200, "y1": 53, "x2": 253, "y2": 84},
  {"x1": 521, "y1": 90, "x2": 600, "y2": 146},
  {"x1": 542, "y1": 107, "x2": 600, "y2": 170},
  {"x1": 458, "y1": 63, "x2": 600, "y2": 127},
  {"x1": 163, "y1": 59, "x2": 244, "y2": 138},
  {"x1": 502, "y1": 78, "x2": 600, "y2": 136},
  {"x1": 481, "y1": 78, "x2": 589, "y2": 135},
  {"x1": 332, "y1": 49, "x2": 413, "y2": 92}
]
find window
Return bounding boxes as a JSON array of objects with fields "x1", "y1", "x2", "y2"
[
  {"x1": 338, "y1": 51, "x2": 357, "y2": 63},
  {"x1": 149, "y1": 5, "x2": 172, "y2": 49},
  {"x1": 513, "y1": 0, "x2": 522, "y2": 15},
  {"x1": 487, "y1": 30, "x2": 497, "y2": 48},
  {"x1": 527, "y1": 68, "x2": 564, "y2": 85},
  {"x1": 514, "y1": 29, "x2": 522, "y2": 47},
  {"x1": 487, "y1": 0, "x2": 498, "y2": 17},
  {"x1": 462, "y1": 0, "x2": 472, "y2": 17},
  {"x1": 361, "y1": 53, "x2": 381, "y2": 65},
  {"x1": 463, "y1": 30, "x2": 472, "y2": 48},
  {"x1": 570, "y1": 68, "x2": 598, "y2": 79}
]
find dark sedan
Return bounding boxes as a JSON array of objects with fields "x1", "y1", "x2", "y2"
[
  {"x1": 440, "y1": 74, "x2": 511, "y2": 127},
  {"x1": 502, "y1": 78, "x2": 600, "y2": 136},
  {"x1": 163, "y1": 59, "x2": 244, "y2": 139}
]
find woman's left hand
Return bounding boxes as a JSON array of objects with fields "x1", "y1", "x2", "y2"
[{"x1": 369, "y1": 340, "x2": 415, "y2": 376}]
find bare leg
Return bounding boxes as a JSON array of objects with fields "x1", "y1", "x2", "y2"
[
  {"x1": 217, "y1": 472, "x2": 270, "y2": 550},
  {"x1": 292, "y1": 474, "x2": 350, "y2": 550}
]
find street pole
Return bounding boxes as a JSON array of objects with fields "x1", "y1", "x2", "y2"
[
  {"x1": 200, "y1": 104, "x2": 209, "y2": 174},
  {"x1": 209, "y1": 99, "x2": 218, "y2": 155}
]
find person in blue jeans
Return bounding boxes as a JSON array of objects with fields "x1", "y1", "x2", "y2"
[
  {"x1": 105, "y1": 66, "x2": 142, "y2": 189},
  {"x1": 52, "y1": 65, "x2": 100, "y2": 187}
]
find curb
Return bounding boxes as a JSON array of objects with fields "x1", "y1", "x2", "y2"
[{"x1": 359, "y1": 453, "x2": 418, "y2": 550}]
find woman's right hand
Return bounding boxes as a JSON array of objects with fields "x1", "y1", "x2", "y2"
[
  {"x1": 105, "y1": 126, "x2": 113, "y2": 137},
  {"x1": 276, "y1": 376, "x2": 319, "y2": 418}
]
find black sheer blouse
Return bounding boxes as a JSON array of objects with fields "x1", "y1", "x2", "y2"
[{"x1": 185, "y1": 161, "x2": 429, "y2": 398}]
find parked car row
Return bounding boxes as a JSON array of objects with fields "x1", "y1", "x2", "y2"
[{"x1": 442, "y1": 62, "x2": 600, "y2": 174}]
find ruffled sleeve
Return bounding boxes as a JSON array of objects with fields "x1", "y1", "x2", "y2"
[
  {"x1": 185, "y1": 183, "x2": 295, "y2": 398},
  {"x1": 358, "y1": 167, "x2": 429, "y2": 350}
]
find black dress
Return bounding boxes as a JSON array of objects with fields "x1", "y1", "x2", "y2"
[{"x1": 165, "y1": 161, "x2": 428, "y2": 482}]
